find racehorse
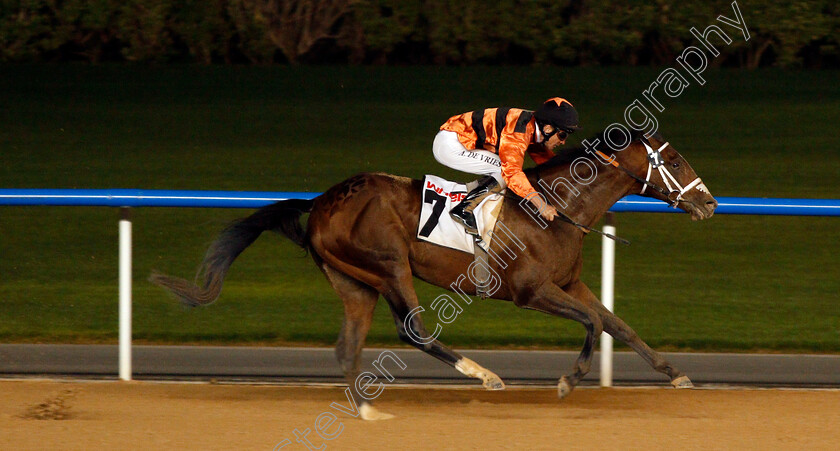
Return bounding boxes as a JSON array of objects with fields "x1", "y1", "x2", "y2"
[{"x1": 151, "y1": 129, "x2": 717, "y2": 420}]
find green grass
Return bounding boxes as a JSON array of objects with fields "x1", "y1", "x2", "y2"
[{"x1": 0, "y1": 64, "x2": 838, "y2": 352}]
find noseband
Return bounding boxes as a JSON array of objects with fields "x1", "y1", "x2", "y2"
[
  {"x1": 595, "y1": 137, "x2": 701, "y2": 208},
  {"x1": 638, "y1": 138, "x2": 702, "y2": 208}
]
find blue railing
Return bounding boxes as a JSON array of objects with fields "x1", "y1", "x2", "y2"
[
  {"x1": 1, "y1": 188, "x2": 839, "y2": 216},
  {"x1": 0, "y1": 189, "x2": 315, "y2": 208},
  {"x1": 1, "y1": 187, "x2": 838, "y2": 381}
]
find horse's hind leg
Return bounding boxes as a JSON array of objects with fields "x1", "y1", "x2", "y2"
[
  {"x1": 565, "y1": 281, "x2": 693, "y2": 388},
  {"x1": 320, "y1": 264, "x2": 394, "y2": 420},
  {"x1": 381, "y1": 269, "x2": 505, "y2": 390}
]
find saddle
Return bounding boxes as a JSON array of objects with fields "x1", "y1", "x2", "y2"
[{"x1": 416, "y1": 175, "x2": 504, "y2": 297}]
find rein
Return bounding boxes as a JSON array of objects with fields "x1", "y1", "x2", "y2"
[
  {"x1": 593, "y1": 150, "x2": 672, "y2": 200},
  {"x1": 528, "y1": 170, "x2": 631, "y2": 246},
  {"x1": 553, "y1": 208, "x2": 631, "y2": 246}
]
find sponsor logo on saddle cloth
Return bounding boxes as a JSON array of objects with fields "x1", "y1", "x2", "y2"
[{"x1": 417, "y1": 175, "x2": 503, "y2": 254}]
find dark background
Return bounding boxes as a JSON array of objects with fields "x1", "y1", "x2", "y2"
[{"x1": 2, "y1": 0, "x2": 838, "y2": 68}]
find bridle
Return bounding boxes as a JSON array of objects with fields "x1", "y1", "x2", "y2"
[
  {"x1": 638, "y1": 137, "x2": 703, "y2": 207},
  {"x1": 525, "y1": 135, "x2": 704, "y2": 245},
  {"x1": 596, "y1": 136, "x2": 703, "y2": 208},
  {"x1": 520, "y1": 135, "x2": 703, "y2": 245}
]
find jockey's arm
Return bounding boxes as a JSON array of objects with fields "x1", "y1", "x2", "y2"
[
  {"x1": 499, "y1": 130, "x2": 558, "y2": 221},
  {"x1": 526, "y1": 143, "x2": 555, "y2": 165}
]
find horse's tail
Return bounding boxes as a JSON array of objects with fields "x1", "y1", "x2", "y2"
[{"x1": 149, "y1": 198, "x2": 314, "y2": 307}]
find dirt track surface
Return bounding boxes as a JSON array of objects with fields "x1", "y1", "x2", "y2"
[{"x1": 1, "y1": 381, "x2": 839, "y2": 450}]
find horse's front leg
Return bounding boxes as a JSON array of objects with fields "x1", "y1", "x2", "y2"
[
  {"x1": 519, "y1": 283, "x2": 603, "y2": 399},
  {"x1": 564, "y1": 280, "x2": 693, "y2": 389}
]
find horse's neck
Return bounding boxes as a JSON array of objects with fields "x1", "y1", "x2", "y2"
[{"x1": 536, "y1": 153, "x2": 640, "y2": 227}]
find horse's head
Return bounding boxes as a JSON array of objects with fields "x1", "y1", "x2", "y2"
[{"x1": 611, "y1": 132, "x2": 717, "y2": 220}]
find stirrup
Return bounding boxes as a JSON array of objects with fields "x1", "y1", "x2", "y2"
[
  {"x1": 450, "y1": 209, "x2": 479, "y2": 235},
  {"x1": 450, "y1": 176, "x2": 499, "y2": 236}
]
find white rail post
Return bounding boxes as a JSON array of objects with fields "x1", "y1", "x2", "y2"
[
  {"x1": 119, "y1": 207, "x2": 132, "y2": 381},
  {"x1": 600, "y1": 212, "x2": 616, "y2": 387}
]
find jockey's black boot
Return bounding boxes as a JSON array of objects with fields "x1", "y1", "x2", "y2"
[{"x1": 450, "y1": 175, "x2": 502, "y2": 236}]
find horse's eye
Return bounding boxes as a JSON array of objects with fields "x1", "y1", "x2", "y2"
[{"x1": 672, "y1": 162, "x2": 680, "y2": 169}]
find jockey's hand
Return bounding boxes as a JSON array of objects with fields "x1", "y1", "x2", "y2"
[
  {"x1": 541, "y1": 204, "x2": 559, "y2": 222},
  {"x1": 529, "y1": 196, "x2": 558, "y2": 222}
]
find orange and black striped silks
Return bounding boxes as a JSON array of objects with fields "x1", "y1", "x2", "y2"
[{"x1": 440, "y1": 107, "x2": 554, "y2": 199}]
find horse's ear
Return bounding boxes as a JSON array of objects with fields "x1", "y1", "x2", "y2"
[
  {"x1": 595, "y1": 130, "x2": 608, "y2": 147},
  {"x1": 630, "y1": 128, "x2": 646, "y2": 142},
  {"x1": 634, "y1": 129, "x2": 664, "y2": 143},
  {"x1": 600, "y1": 127, "x2": 635, "y2": 149}
]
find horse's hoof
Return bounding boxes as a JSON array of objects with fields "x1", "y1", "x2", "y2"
[
  {"x1": 671, "y1": 375, "x2": 694, "y2": 389},
  {"x1": 455, "y1": 358, "x2": 505, "y2": 391},
  {"x1": 557, "y1": 376, "x2": 574, "y2": 399},
  {"x1": 359, "y1": 403, "x2": 395, "y2": 421},
  {"x1": 483, "y1": 376, "x2": 506, "y2": 391}
]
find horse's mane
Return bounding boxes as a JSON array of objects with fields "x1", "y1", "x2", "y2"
[{"x1": 529, "y1": 128, "x2": 664, "y2": 173}]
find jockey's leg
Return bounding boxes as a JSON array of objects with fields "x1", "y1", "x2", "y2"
[
  {"x1": 449, "y1": 176, "x2": 504, "y2": 235},
  {"x1": 432, "y1": 131, "x2": 505, "y2": 235}
]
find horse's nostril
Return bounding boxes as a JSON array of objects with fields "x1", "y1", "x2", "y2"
[{"x1": 707, "y1": 200, "x2": 718, "y2": 208}]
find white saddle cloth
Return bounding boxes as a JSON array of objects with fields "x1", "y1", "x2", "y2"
[{"x1": 416, "y1": 175, "x2": 503, "y2": 254}]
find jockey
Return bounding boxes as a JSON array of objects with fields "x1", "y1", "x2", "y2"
[{"x1": 433, "y1": 97, "x2": 580, "y2": 235}]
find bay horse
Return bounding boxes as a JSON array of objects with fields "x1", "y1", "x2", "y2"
[{"x1": 151, "y1": 130, "x2": 717, "y2": 420}]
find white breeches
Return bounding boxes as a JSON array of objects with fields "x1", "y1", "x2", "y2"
[{"x1": 433, "y1": 130, "x2": 505, "y2": 186}]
